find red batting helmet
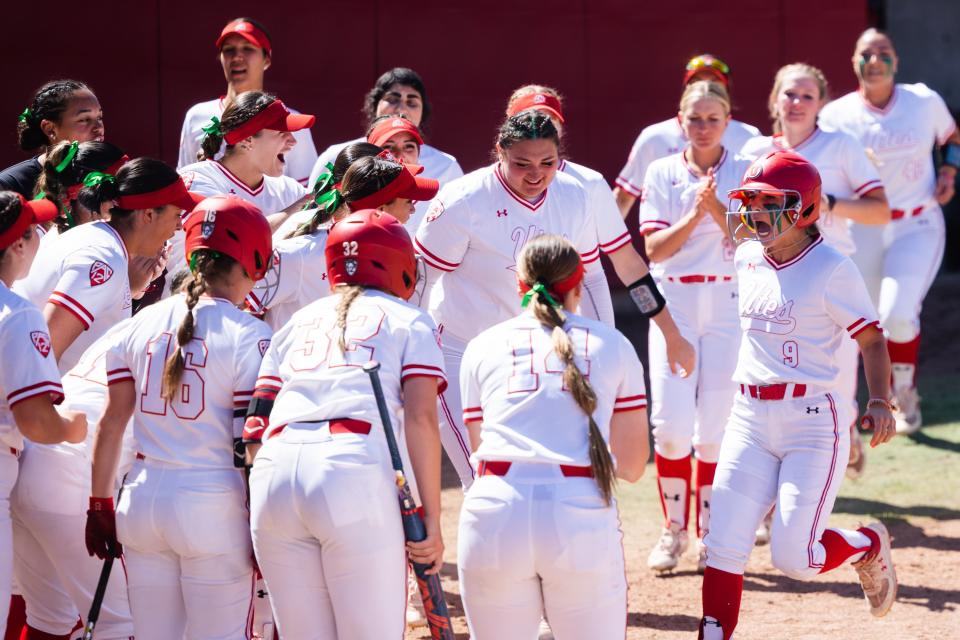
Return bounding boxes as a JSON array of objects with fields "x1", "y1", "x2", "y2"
[
  {"x1": 325, "y1": 209, "x2": 417, "y2": 300},
  {"x1": 729, "y1": 150, "x2": 822, "y2": 228},
  {"x1": 184, "y1": 195, "x2": 272, "y2": 280}
]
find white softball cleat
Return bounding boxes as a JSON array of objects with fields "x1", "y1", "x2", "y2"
[
  {"x1": 853, "y1": 522, "x2": 898, "y2": 617},
  {"x1": 893, "y1": 387, "x2": 922, "y2": 435},
  {"x1": 648, "y1": 524, "x2": 688, "y2": 572}
]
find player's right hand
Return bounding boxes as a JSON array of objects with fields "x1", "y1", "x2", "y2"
[
  {"x1": 85, "y1": 497, "x2": 123, "y2": 560},
  {"x1": 407, "y1": 519, "x2": 444, "y2": 575},
  {"x1": 862, "y1": 407, "x2": 895, "y2": 448},
  {"x1": 666, "y1": 334, "x2": 695, "y2": 379}
]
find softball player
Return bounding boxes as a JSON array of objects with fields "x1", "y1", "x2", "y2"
[
  {"x1": 177, "y1": 17, "x2": 318, "y2": 185},
  {"x1": 818, "y1": 28, "x2": 959, "y2": 434},
  {"x1": 245, "y1": 210, "x2": 446, "y2": 640},
  {"x1": 458, "y1": 234, "x2": 649, "y2": 640},
  {"x1": 613, "y1": 54, "x2": 760, "y2": 218},
  {"x1": 639, "y1": 81, "x2": 752, "y2": 573},
  {"x1": 700, "y1": 151, "x2": 897, "y2": 640},
  {"x1": 85, "y1": 196, "x2": 273, "y2": 640},
  {"x1": 1, "y1": 80, "x2": 104, "y2": 198},
  {"x1": 250, "y1": 154, "x2": 438, "y2": 331},
  {"x1": 414, "y1": 111, "x2": 619, "y2": 487},
  {"x1": 308, "y1": 67, "x2": 463, "y2": 192},
  {"x1": 505, "y1": 84, "x2": 695, "y2": 374},
  {"x1": 741, "y1": 62, "x2": 890, "y2": 482},
  {"x1": 364, "y1": 115, "x2": 437, "y2": 230},
  {"x1": 0, "y1": 191, "x2": 87, "y2": 634}
]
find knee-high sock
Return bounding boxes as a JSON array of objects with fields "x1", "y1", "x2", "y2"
[
  {"x1": 3, "y1": 596, "x2": 25, "y2": 640},
  {"x1": 695, "y1": 459, "x2": 717, "y2": 539},
  {"x1": 887, "y1": 335, "x2": 920, "y2": 391},
  {"x1": 701, "y1": 566, "x2": 743, "y2": 640},
  {"x1": 817, "y1": 528, "x2": 874, "y2": 573},
  {"x1": 655, "y1": 453, "x2": 691, "y2": 529}
]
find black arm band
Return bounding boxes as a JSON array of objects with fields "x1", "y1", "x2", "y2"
[
  {"x1": 627, "y1": 273, "x2": 666, "y2": 318},
  {"x1": 944, "y1": 143, "x2": 960, "y2": 170},
  {"x1": 245, "y1": 396, "x2": 274, "y2": 419}
]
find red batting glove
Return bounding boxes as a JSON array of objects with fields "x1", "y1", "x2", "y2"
[{"x1": 85, "y1": 497, "x2": 122, "y2": 559}]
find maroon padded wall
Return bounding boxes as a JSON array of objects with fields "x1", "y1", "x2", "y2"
[{"x1": 1, "y1": 1, "x2": 866, "y2": 188}]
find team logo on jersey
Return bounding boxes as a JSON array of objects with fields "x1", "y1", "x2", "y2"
[
  {"x1": 496, "y1": 209, "x2": 508, "y2": 217},
  {"x1": 30, "y1": 331, "x2": 51, "y2": 358},
  {"x1": 740, "y1": 285, "x2": 797, "y2": 334},
  {"x1": 425, "y1": 200, "x2": 445, "y2": 223},
  {"x1": 258, "y1": 339, "x2": 271, "y2": 357},
  {"x1": 345, "y1": 258, "x2": 358, "y2": 276},
  {"x1": 181, "y1": 172, "x2": 196, "y2": 189},
  {"x1": 201, "y1": 209, "x2": 217, "y2": 239},
  {"x1": 89, "y1": 260, "x2": 114, "y2": 287}
]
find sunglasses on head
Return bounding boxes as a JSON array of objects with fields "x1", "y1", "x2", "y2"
[{"x1": 686, "y1": 56, "x2": 730, "y2": 75}]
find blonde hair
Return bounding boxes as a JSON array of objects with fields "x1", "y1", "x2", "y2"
[
  {"x1": 767, "y1": 63, "x2": 829, "y2": 133},
  {"x1": 334, "y1": 285, "x2": 365, "y2": 353},
  {"x1": 505, "y1": 84, "x2": 563, "y2": 116},
  {"x1": 516, "y1": 235, "x2": 616, "y2": 504},
  {"x1": 679, "y1": 80, "x2": 730, "y2": 115}
]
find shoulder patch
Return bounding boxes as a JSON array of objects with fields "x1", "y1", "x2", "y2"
[
  {"x1": 89, "y1": 260, "x2": 114, "y2": 287},
  {"x1": 258, "y1": 339, "x2": 271, "y2": 357},
  {"x1": 30, "y1": 330, "x2": 51, "y2": 358},
  {"x1": 181, "y1": 171, "x2": 196, "y2": 189},
  {"x1": 425, "y1": 199, "x2": 445, "y2": 223}
]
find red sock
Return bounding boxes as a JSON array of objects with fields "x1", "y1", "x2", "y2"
[
  {"x1": 24, "y1": 627, "x2": 70, "y2": 640},
  {"x1": 818, "y1": 528, "x2": 875, "y2": 573},
  {"x1": 655, "y1": 453, "x2": 691, "y2": 529},
  {"x1": 701, "y1": 566, "x2": 743, "y2": 640},
  {"x1": 887, "y1": 335, "x2": 920, "y2": 380},
  {"x1": 695, "y1": 459, "x2": 717, "y2": 538},
  {"x1": 3, "y1": 596, "x2": 25, "y2": 640}
]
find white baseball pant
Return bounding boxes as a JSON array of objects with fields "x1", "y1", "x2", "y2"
[
  {"x1": 458, "y1": 462, "x2": 627, "y2": 640},
  {"x1": 0, "y1": 453, "x2": 20, "y2": 636},
  {"x1": 437, "y1": 335, "x2": 477, "y2": 489}
]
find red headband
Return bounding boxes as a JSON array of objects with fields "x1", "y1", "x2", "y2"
[
  {"x1": 65, "y1": 155, "x2": 130, "y2": 201},
  {"x1": 508, "y1": 92, "x2": 565, "y2": 123},
  {"x1": 0, "y1": 195, "x2": 58, "y2": 249},
  {"x1": 223, "y1": 100, "x2": 315, "y2": 145},
  {"x1": 348, "y1": 164, "x2": 439, "y2": 211},
  {"x1": 517, "y1": 259, "x2": 585, "y2": 301},
  {"x1": 216, "y1": 20, "x2": 272, "y2": 57},
  {"x1": 367, "y1": 117, "x2": 424, "y2": 148},
  {"x1": 116, "y1": 178, "x2": 204, "y2": 212}
]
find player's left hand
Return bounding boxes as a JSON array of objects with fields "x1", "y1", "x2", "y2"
[
  {"x1": 862, "y1": 406, "x2": 895, "y2": 447},
  {"x1": 406, "y1": 519, "x2": 444, "y2": 575},
  {"x1": 935, "y1": 167, "x2": 956, "y2": 204}
]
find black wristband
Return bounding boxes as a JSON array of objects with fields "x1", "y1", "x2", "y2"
[
  {"x1": 826, "y1": 194, "x2": 836, "y2": 211},
  {"x1": 627, "y1": 273, "x2": 666, "y2": 318}
]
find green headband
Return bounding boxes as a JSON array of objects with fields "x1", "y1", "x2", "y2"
[
  {"x1": 521, "y1": 282, "x2": 560, "y2": 309},
  {"x1": 82, "y1": 171, "x2": 116, "y2": 187},
  {"x1": 307, "y1": 163, "x2": 344, "y2": 214},
  {"x1": 18, "y1": 108, "x2": 33, "y2": 124},
  {"x1": 201, "y1": 116, "x2": 223, "y2": 137},
  {"x1": 54, "y1": 141, "x2": 79, "y2": 173},
  {"x1": 189, "y1": 250, "x2": 223, "y2": 273}
]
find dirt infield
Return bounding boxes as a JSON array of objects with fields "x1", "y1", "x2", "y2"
[{"x1": 406, "y1": 274, "x2": 960, "y2": 639}]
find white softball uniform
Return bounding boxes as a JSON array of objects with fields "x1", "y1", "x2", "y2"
[
  {"x1": 819, "y1": 83, "x2": 956, "y2": 342},
  {"x1": 178, "y1": 97, "x2": 319, "y2": 185},
  {"x1": 741, "y1": 128, "x2": 884, "y2": 418},
  {"x1": 248, "y1": 289, "x2": 445, "y2": 640},
  {"x1": 457, "y1": 311, "x2": 645, "y2": 640},
  {"x1": 414, "y1": 164, "x2": 609, "y2": 487},
  {"x1": 705, "y1": 238, "x2": 878, "y2": 578},
  {"x1": 247, "y1": 229, "x2": 330, "y2": 331},
  {"x1": 616, "y1": 117, "x2": 759, "y2": 198},
  {"x1": 14, "y1": 221, "x2": 132, "y2": 373},
  {"x1": 179, "y1": 159, "x2": 306, "y2": 214},
  {"x1": 12, "y1": 325, "x2": 136, "y2": 639},
  {"x1": 106, "y1": 294, "x2": 271, "y2": 640},
  {"x1": 0, "y1": 283, "x2": 65, "y2": 630},
  {"x1": 308, "y1": 137, "x2": 464, "y2": 231},
  {"x1": 639, "y1": 150, "x2": 751, "y2": 467}
]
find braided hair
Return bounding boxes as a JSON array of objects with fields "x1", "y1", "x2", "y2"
[
  {"x1": 16, "y1": 80, "x2": 91, "y2": 152},
  {"x1": 199, "y1": 91, "x2": 275, "y2": 161},
  {"x1": 36, "y1": 140, "x2": 126, "y2": 232}
]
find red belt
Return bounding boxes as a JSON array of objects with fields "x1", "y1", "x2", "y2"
[
  {"x1": 666, "y1": 275, "x2": 733, "y2": 283},
  {"x1": 269, "y1": 418, "x2": 372, "y2": 439},
  {"x1": 739, "y1": 383, "x2": 807, "y2": 400},
  {"x1": 477, "y1": 460, "x2": 594, "y2": 478},
  {"x1": 890, "y1": 206, "x2": 923, "y2": 220}
]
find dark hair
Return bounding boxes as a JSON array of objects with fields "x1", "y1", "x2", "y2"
[
  {"x1": 291, "y1": 142, "x2": 382, "y2": 238},
  {"x1": 340, "y1": 157, "x2": 403, "y2": 205},
  {"x1": 495, "y1": 111, "x2": 561, "y2": 155},
  {"x1": 0, "y1": 192, "x2": 27, "y2": 260},
  {"x1": 362, "y1": 68, "x2": 431, "y2": 130},
  {"x1": 84, "y1": 157, "x2": 181, "y2": 222},
  {"x1": 17, "y1": 80, "x2": 92, "y2": 152},
  {"x1": 199, "y1": 91, "x2": 275, "y2": 161},
  {"x1": 223, "y1": 16, "x2": 273, "y2": 54},
  {"x1": 37, "y1": 141, "x2": 126, "y2": 232},
  {"x1": 517, "y1": 234, "x2": 616, "y2": 504},
  {"x1": 162, "y1": 251, "x2": 238, "y2": 400}
]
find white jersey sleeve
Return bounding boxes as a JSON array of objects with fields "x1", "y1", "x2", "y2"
[
  {"x1": 637, "y1": 157, "x2": 675, "y2": 236},
  {"x1": 837, "y1": 131, "x2": 884, "y2": 198},
  {"x1": 248, "y1": 232, "x2": 331, "y2": 332},
  {"x1": 823, "y1": 258, "x2": 881, "y2": 341},
  {"x1": 414, "y1": 191, "x2": 471, "y2": 274},
  {"x1": 616, "y1": 123, "x2": 674, "y2": 197},
  {"x1": 560, "y1": 160, "x2": 631, "y2": 255},
  {"x1": 927, "y1": 86, "x2": 958, "y2": 145}
]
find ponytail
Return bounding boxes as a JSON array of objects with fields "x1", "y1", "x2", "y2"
[
  {"x1": 199, "y1": 91, "x2": 275, "y2": 161},
  {"x1": 334, "y1": 285, "x2": 365, "y2": 353}
]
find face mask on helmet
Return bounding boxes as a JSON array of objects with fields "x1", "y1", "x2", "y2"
[{"x1": 726, "y1": 189, "x2": 803, "y2": 246}]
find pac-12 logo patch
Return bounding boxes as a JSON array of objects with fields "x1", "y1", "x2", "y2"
[
  {"x1": 258, "y1": 339, "x2": 271, "y2": 357},
  {"x1": 30, "y1": 331, "x2": 51, "y2": 358},
  {"x1": 89, "y1": 260, "x2": 114, "y2": 286},
  {"x1": 425, "y1": 200, "x2": 445, "y2": 223}
]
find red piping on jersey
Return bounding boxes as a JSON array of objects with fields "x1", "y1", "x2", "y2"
[
  {"x1": 581, "y1": 245, "x2": 601, "y2": 264},
  {"x1": 639, "y1": 220, "x2": 670, "y2": 236},
  {"x1": 850, "y1": 320, "x2": 880, "y2": 339},
  {"x1": 762, "y1": 236, "x2": 822, "y2": 270},
  {"x1": 7, "y1": 381, "x2": 64, "y2": 408},
  {"x1": 858, "y1": 86, "x2": 898, "y2": 115},
  {"x1": 599, "y1": 231, "x2": 632, "y2": 253},
  {"x1": 938, "y1": 124, "x2": 958, "y2": 147},
  {"x1": 665, "y1": 275, "x2": 733, "y2": 283},
  {"x1": 615, "y1": 176, "x2": 643, "y2": 197},
  {"x1": 807, "y1": 393, "x2": 840, "y2": 569},
  {"x1": 613, "y1": 394, "x2": 647, "y2": 413},
  {"x1": 773, "y1": 127, "x2": 820, "y2": 152},
  {"x1": 682, "y1": 148, "x2": 727, "y2": 180},
  {"x1": 97, "y1": 221, "x2": 129, "y2": 262},
  {"x1": 854, "y1": 180, "x2": 883, "y2": 196},
  {"x1": 213, "y1": 161, "x2": 265, "y2": 196},
  {"x1": 494, "y1": 164, "x2": 547, "y2": 211},
  {"x1": 49, "y1": 291, "x2": 94, "y2": 328},
  {"x1": 413, "y1": 238, "x2": 459, "y2": 271},
  {"x1": 439, "y1": 392, "x2": 474, "y2": 478}
]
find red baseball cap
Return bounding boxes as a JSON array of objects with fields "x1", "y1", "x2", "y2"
[
  {"x1": 507, "y1": 92, "x2": 565, "y2": 123},
  {"x1": 216, "y1": 19, "x2": 272, "y2": 57},
  {"x1": 223, "y1": 100, "x2": 315, "y2": 145},
  {"x1": 0, "y1": 195, "x2": 58, "y2": 249},
  {"x1": 367, "y1": 117, "x2": 424, "y2": 148},
  {"x1": 347, "y1": 164, "x2": 439, "y2": 211},
  {"x1": 683, "y1": 54, "x2": 730, "y2": 86}
]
